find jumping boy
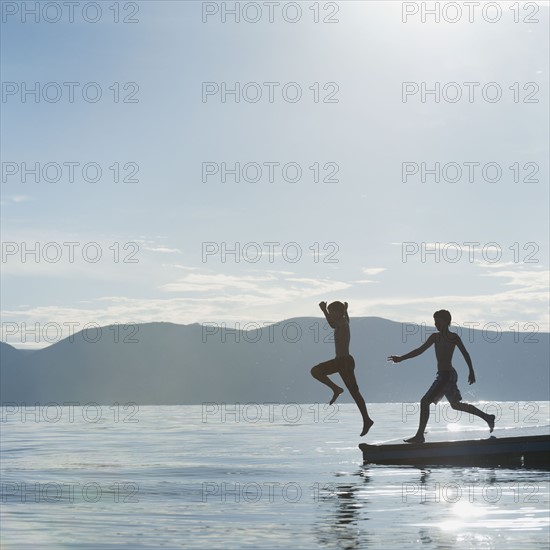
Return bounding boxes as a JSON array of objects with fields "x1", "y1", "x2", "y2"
[
  {"x1": 388, "y1": 309, "x2": 495, "y2": 443},
  {"x1": 311, "y1": 301, "x2": 374, "y2": 437}
]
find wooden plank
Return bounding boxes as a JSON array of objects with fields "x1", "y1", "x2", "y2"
[{"x1": 359, "y1": 428, "x2": 550, "y2": 467}]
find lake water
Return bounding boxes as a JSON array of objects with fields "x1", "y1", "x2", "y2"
[{"x1": 1, "y1": 402, "x2": 549, "y2": 549}]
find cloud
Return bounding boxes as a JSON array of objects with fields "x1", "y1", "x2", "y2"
[
  {"x1": 12, "y1": 195, "x2": 32, "y2": 203},
  {"x1": 480, "y1": 268, "x2": 549, "y2": 291},
  {"x1": 135, "y1": 237, "x2": 181, "y2": 254},
  {"x1": 143, "y1": 247, "x2": 181, "y2": 254},
  {"x1": 345, "y1": 265, "x2": 550, "y2": 331},
  {"x1": 159, "y1": 273, "x2": 277, "y2": 293},
  {"x1": 1, "y1": 195, "x2": 32, "y2": 205},
  {"x1": 159, "y1": 273, "x2": 351, "y2": 307},
  {"x1": 361, "y1": 267, "x2": 387, "y2": 276}
]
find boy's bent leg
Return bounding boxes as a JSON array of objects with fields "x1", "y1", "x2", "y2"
[
  {"x1": 450, "y1": 402, "x2": 495, "y2": 432},
  {"x1": 311, "y1": 359, "x2": 344, "y2": 405},
  {"x1": 338, "y1": 360, "x2": 374, "y2": 436}
]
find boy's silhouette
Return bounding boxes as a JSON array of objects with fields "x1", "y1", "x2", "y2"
[
  {"x1": 311, "y1": 301, "x2": 374, "y2": 437},
  {"x1": 388, "y1": 309, "x2": 495, "y2": 443}
]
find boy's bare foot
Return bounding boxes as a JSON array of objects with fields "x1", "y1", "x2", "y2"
[
  {"x1": 360, "y1": 418, "x2": 374, "y2": 437},
  {"x1": 487, "y1": 414, "x2": 495, "y2": 433},
  {"x1": 404, "y1": 434, "x2": 425, "y2": 444},
  {"x1": 329, "y1": 387, "x2": 344, "y2": 406}
]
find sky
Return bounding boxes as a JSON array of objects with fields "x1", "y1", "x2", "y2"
[{"x1": 1, "y1": 0, "x2": 549, "y2": 348}]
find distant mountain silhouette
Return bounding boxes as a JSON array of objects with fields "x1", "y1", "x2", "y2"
[{"x1": 1, "y1": 318, "x2": 548, "y2": 405}]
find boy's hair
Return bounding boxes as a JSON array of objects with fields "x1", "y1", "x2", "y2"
[
  {"x1": 433, "y1": 309, "x2": 452, "y2": 325},
  {"x1": 328, "y1": 301, "x2": 349, "y2": 321}
]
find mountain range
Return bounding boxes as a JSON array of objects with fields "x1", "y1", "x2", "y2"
[{"x1": 1, "y1": 318, "x2": 548, "y2": 405}]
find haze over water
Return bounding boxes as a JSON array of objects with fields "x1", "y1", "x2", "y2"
[{"x1": 1, "y1": 402, "x2": 549, "y2": 549}]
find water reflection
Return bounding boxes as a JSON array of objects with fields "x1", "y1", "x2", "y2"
[
  {"x1": 410, "y1": 467, "x2": 548, "y2": 549},
  {"x1": 314, "y1": 469, "x2": 371, "y2": 549},
  {"x1": 312, "y1": 464, "x2": 549, "y2": 550}
]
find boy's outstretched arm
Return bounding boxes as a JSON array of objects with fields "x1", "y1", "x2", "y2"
[
  {"x1": 457, "y1": 337, "x2": 476, "y2": 384},
  {"x1": 388, "y1": 333, "x2": 436, "y2": 363},
  {"x1": 319, "y1": 301, "x2": 336, "y2": 328}
]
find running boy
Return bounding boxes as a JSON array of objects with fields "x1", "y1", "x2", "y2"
[
  {"x1": 388, "y1": 309, "x2": 495, "y2": 443},
  {"x1": 311, "y1": 301, "x2": 374, "y2": 437}
]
